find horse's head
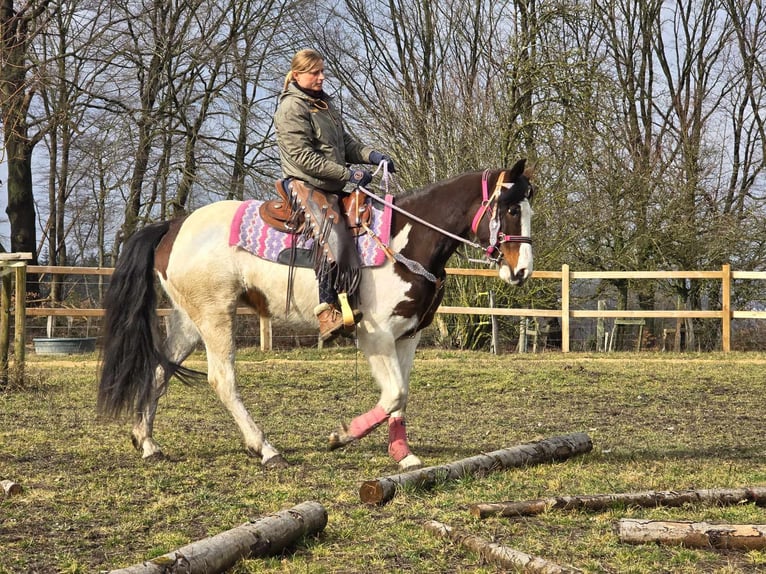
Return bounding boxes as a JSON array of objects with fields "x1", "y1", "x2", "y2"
[{"x1": 472, "y1": 159, "x2": 534, "y2": 286}]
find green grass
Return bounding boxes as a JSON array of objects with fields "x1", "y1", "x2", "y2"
[{"x1": 2, "y1": 349, "x2": 766, "y2": 572}]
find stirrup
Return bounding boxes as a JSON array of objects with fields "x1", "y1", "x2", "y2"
[{"x1": 337, "y1": 293, "x2": 357, "y2": 328}]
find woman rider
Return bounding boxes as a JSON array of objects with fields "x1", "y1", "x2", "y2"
[{"x1": 274, "y1": 49, "x2": 396, "y2": 341}]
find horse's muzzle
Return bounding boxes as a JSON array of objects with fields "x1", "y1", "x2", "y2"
[{"x1": 498, "y1": 263, "x2": 530, "y2": 285}]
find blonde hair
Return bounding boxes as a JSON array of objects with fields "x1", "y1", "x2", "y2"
[{"x1": 284, "y1": 49, "x2": 324, "y2": 91}]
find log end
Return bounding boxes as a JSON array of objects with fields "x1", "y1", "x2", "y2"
[
  {"x1": 1, "y1": 480, "x2": 22, "y2": 497},
  {"x1": 468, "y1": 504, "x2": 485, "y2": 519},
  {"x1": 359, "y1": 480, "x2": 385, "y2": 505}
]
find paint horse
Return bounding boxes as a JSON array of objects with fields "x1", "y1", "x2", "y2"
[{"x1": 97, "y1": 159, "x2": 534, "y2": 470}]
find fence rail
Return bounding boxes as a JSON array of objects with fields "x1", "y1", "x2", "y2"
[{"x1": 1, "y1": 262, "x2": 764, "y2": 360}]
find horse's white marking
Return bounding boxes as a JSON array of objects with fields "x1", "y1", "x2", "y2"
[
  {"x1": 498, "y1": 198, "x2": 533, "y2": 285},
  {"x1": 519, "y1": 199, "x2": 534, "y2": 276}
]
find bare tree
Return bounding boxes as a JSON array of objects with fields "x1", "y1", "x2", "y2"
[{"x1": 0, "y1": 0, "x2": 55, "y2": 262}]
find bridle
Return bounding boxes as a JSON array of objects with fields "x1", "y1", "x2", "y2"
[
  {"x1": 470, "y1": 169, "x2": 532, "y2": 263},
  {"x1": 356, "y1": 167, "x2": 532, "y2": 268}
]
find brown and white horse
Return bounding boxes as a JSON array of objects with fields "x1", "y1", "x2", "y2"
[{"x1": 97, "y1": 159, "x2": 534, "y2": 470}]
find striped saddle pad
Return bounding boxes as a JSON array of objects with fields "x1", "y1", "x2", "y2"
[{"x1": 229, "y1": 198, "x2": 393, "y2": 268}]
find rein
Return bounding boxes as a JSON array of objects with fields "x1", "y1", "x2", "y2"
[
  {"x1": 359, "y1": 166, "x2": 531, "y2": 260},
  {"x1": 355, "y1": 184, "x2": 483, "y2": 252}
]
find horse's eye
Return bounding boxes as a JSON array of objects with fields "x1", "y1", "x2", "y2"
[{"x1": 509, "y1": 205, "x2": 520, "y2": 217}]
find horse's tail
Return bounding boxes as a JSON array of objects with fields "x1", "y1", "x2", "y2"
[{"x1": 97, "y1": 221, "x2": 200, "y2": 419}]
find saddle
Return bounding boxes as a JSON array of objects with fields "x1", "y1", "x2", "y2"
[{"x1": 259, "y1": 180, "x2": 371, "y2": 237}]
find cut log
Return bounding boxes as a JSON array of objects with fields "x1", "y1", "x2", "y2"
[
  {"x1": 1, "y1": 479, "x2": 22, "y2": 497},
  {"x1": 109, "y1": 500, "x2": 327, "y2": 574},
  {"x1": 470, "y1": 486, "x2": 766, "y2": 519},
  {"x1": 424, "y1": 520, "x2": 582, "y2": 573},
  {"x1": 615, "y1": 518, "x2": 766, "y2": 550},
  {"x1": 360, "y1": 432, "x2": 592, "y2": 505}
]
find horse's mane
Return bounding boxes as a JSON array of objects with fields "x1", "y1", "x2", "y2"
[{"x1": 392, "y1": 171, "x2": 483, "y2": 202}]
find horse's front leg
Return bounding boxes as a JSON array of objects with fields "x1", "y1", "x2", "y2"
[
  {"x1": 329, "y1": 333, "x2": 422, "y2": 470},
  {"x1": 387, "y1": 335, "x2": 422, "y2": 470}
]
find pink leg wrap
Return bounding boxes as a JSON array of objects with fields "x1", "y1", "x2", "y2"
[
  {"x1": 388, "y1": 417, "x2": 412, "y2": 462},
  {"x1": 348, "y1": 405, "x2": 388, "y2": 439}
]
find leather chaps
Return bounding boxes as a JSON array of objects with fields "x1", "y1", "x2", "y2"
[{"x1": 289, "y1": 179, "x2": 361, "y2": 302}]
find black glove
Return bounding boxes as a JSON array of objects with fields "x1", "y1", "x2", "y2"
[
  {"x1": 348, "y1": 168, "x2": 372, "y2": 187},
  {"x1": 369, "y1": 150, "x2": 396, "y2": 173}
]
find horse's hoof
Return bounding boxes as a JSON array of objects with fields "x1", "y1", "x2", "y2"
[
  {"x1": 142, "y1": 451, "x2": 167, "y2": 463},
  {"x1": 328, "y1": 430, "x2": 356, "y2": 451},
  {"x1": 263, "y1": 454, "x2": 289, "y2": 469},
  {"x1": 398, "y1": 454, "x2": 423, "y2": 471}
]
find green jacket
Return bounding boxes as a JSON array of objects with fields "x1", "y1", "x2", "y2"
[{"x1": 274, "y1": 82, "x2": 373, "y2": 192}]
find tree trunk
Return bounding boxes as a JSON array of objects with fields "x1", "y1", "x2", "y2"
[
  {"x1": 424, "y1": 520, "x2": 581, "y2": 573},
  {"x1": 4, "y1": 140, "x2": 37, "y2": 259},
  {"x1": 0, "y1": 0, "x2": 45, "y2": 264},
  {"x1": 108, "y1": 501, "x2": 327, "y2": 574},
  {"x1": 470, "y1": 486, "x2": 766, "y2": 519},
  {"x1": 615, "y1": 518, "x2": 766, "y2": 550},
  {"x1": 359, "y1": 432, "x2": 592, "y2": 505}
]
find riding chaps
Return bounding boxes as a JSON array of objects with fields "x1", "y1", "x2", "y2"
[{"x1": 288, "y1": 179, "x2": 362, "y2": 300}]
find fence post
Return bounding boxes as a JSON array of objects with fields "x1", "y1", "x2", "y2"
[
  {"x1": 488, "y1": 291, "x2": 498, "y2": 354},
  {"x1": 597, "y1": 300, "x2": 606, "y2": 351},
  {"x1": 721, "y1": 264, "x2": 731, "y2": 353},
  {"x1": 0, "y1": 266, "x2": 11, "y2": 382},
  {"x1": 14, "y1": 263, "x2": 27, "y2": 370},
  {"x1": 561, "y1": 264, "x2": 570, "y2": 352},
  {"x1": 518, "y1": 317, "x2": 527, "y2": 353},
  {"x1": 260, "y1": 316, "x2": 272, "y2": 351}
]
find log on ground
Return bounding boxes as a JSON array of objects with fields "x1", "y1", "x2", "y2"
[
  {"x1": 1, "y1": 479, "x2": 22, "y2": 497},
  {"x1": 471, "y1": 486, "x2": 766, "y2": 519},
  {"x1": 424, "y1": 520, "x2": 582, "y2": 573},
  {"x1": 615, "y1": 518, "x2": 766, "y2": 550},
  {"x1": 109, "y1": 500, "x2": 328, "y2": 574},
  {"x1": 360, "y1": 432, "x2": 592, "y2": 505}
]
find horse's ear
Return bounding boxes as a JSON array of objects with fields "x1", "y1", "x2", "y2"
[{"x1": 508, "y1": 158, "x2": 527, "y2": 181}]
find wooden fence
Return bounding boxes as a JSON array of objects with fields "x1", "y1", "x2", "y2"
[
  {"x1": 1, "y1": 262, "x2": 765, "y2": 368},
  {"x1": 442, "y1": 264, "x2": 766, "y2": 353}
]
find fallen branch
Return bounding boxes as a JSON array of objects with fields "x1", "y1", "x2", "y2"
[
  {"x1": 615, "y1": 518, "x2": 766, "y2": 550},
  {"x1": 1, "y1": 479, "x2": 22, "y2": 497},
  {"x1": 470, "y1": 486, "x2": 766, "y2": 519},
  {"x1": 109, "y1": 501, "x2": 327, "y2": 574},
  {"x1": 359, "y1": 432, "x2": 592, "y2": 505},
  {"x1": 424, "y1": 520, "x2": 581, "y2": 573}
]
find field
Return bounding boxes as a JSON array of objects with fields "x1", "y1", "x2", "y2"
[{"x1": 2, "y1": 349, "x2": 766, "y2": 573}]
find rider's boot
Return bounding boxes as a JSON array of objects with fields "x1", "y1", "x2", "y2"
[{"x1": 315, "y1": 302, "x2": 362, "y2": 341}]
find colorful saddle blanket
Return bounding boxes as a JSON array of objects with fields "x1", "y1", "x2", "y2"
[{"x1": 229, "y1": 198, "x2": 392, "y2": 268}]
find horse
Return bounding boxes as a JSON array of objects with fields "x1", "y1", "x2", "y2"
[{"x1": 97, "y1": 158, "x2": 534, "y2": 471}]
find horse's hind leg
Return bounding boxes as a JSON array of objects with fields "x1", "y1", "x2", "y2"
[
  {"x1": 198, "y1": 312, "x2": 287, "y2": 469},
  {"x1": 132, "y1": 309, "x2": 200, "y2": 460}
]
